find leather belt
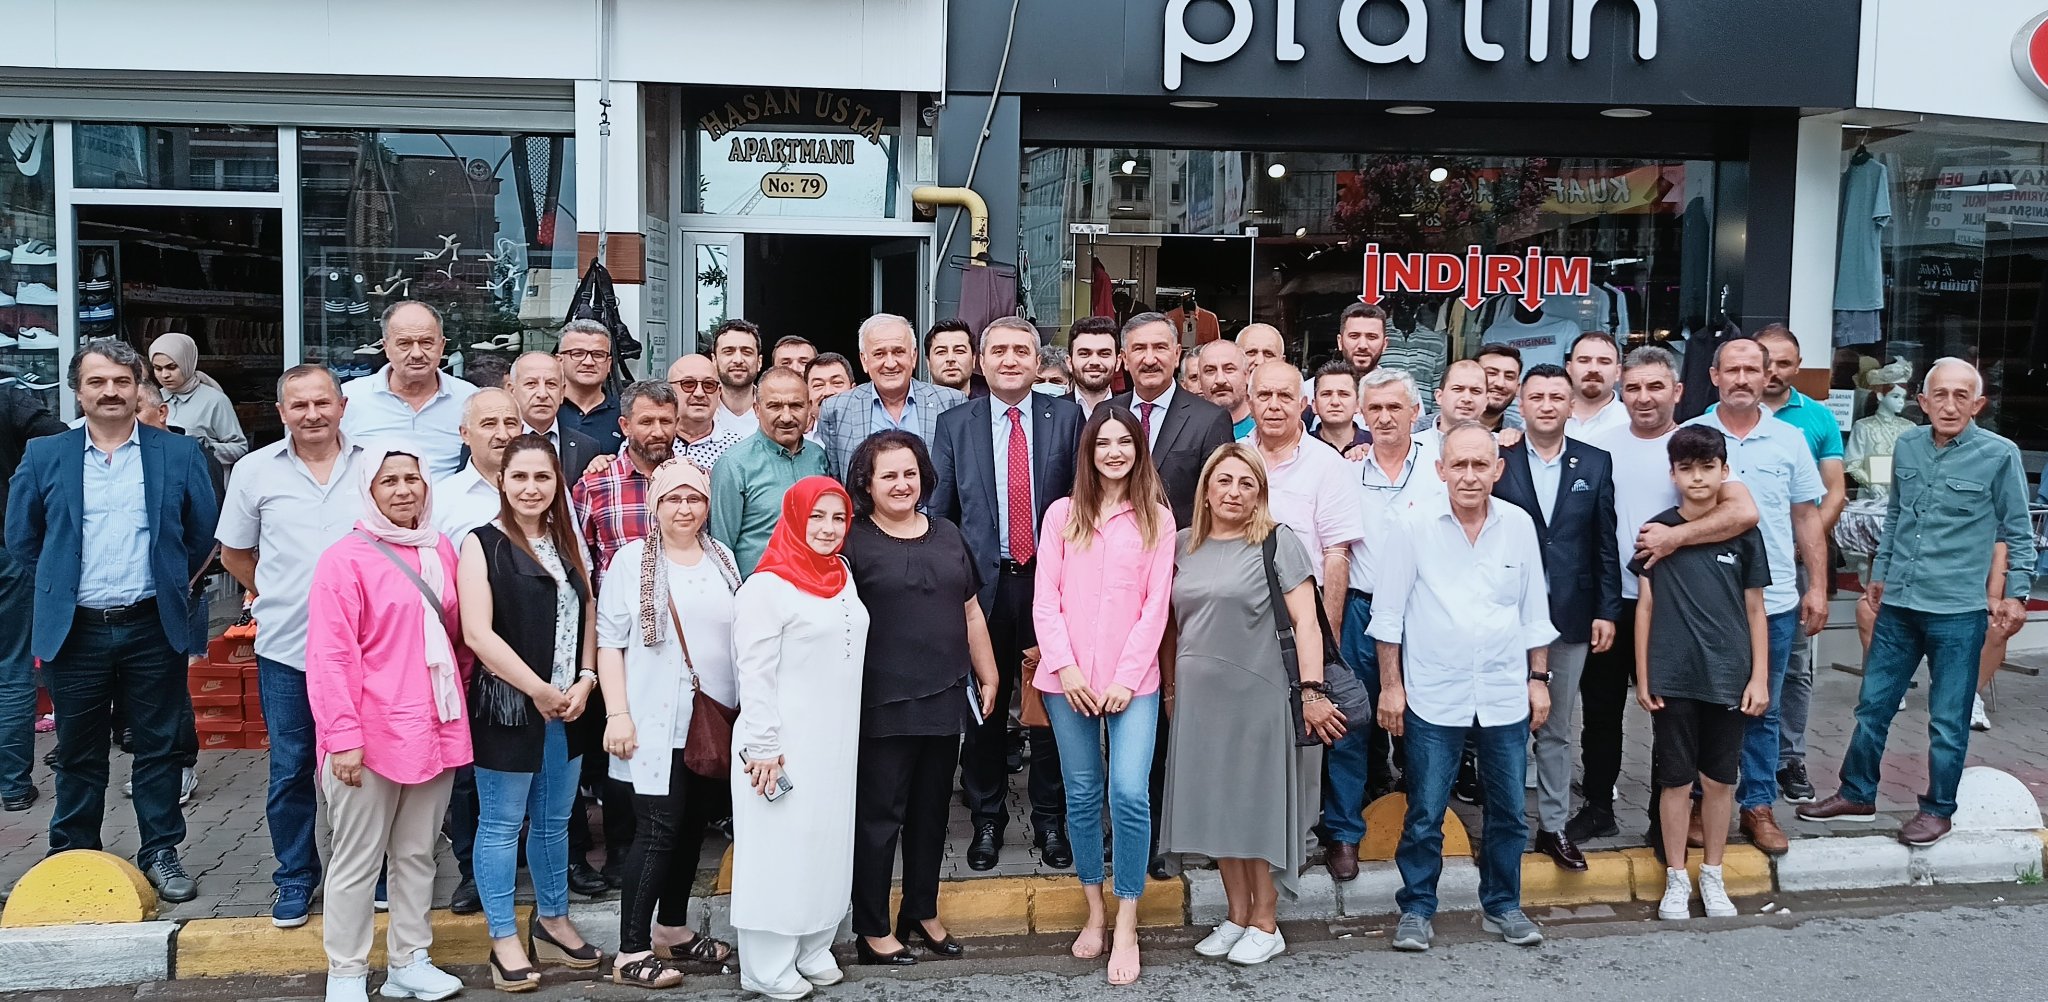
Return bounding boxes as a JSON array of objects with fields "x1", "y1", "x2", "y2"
[
  {"x1": 1348, "y1": 589, "x2": 1374, "y2": 603},
  {"x1": 75, "y1": 597, "x2": 157, "y2": 625},
  {"x1": 999, "y1": 559, "x2": 1035, "y2": 577}
]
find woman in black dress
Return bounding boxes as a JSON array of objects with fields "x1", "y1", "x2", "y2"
[{"x1": 840, "y1": 430, "x2": 1001, "y2": 966}]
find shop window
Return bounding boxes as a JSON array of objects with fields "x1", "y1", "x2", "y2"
[
  {"x1": 1, "y1": 118, "x2": 59, "y2": 404},
  {"x1": 297, "y1": 130, "x2": 577, "y2": 380},
  {"x1": 74, "y1": 124, "x2": 279, "y2": 192}
]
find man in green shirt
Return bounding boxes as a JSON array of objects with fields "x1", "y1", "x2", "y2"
[
  {"x1": 1798, "y1": 358, "x2": 2034, "y2": 847},
  {"x1": 710, "y1": 367, "x2": 828, "y2": 574}
]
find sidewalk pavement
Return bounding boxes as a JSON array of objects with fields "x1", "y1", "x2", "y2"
[{"x1": 2, "y1": 635, "x2": 2043, "y2": 921}]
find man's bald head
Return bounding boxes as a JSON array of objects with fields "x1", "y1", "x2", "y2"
[
  {"x1": 460, "y1": 387, "x2": 520, "y2": 476},
  {"x1": 1250, "y1": 360, "x2": 1300, "y2": 396},
  {"x1": 1236, "y1": 323, "x2": 1285, "y2": 368},
  {"x1": 463, "y1": 387, "x2": 516, "y2": 426}
]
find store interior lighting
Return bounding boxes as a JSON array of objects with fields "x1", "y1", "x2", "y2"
[
  {"x1": 1429, "y1": 166, "x2": 1449, "y2": 183},
  {"x1": 1267, "y1": 162, "x2": 1287, "y2": 178},
  {"x1": 1170, "y1": 99, "x2": 1218, "y2": 109},
  {"x1": 1386, "y1": 105, "x2": 1434, "y2": 115},
  {"x1": 1295, "y1": 227, "x2": 1308, "y2": 237},
  {"x1": 1601, "y1": 107, "x2": 1653, "y2": 118},
  {"x1": 1120, "y1": 159, "x2": 1138, "y2": 174}
]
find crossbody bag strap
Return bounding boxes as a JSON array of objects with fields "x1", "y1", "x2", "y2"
[
  {"x1": 1260, "y1": 534, "x2": 1302, "y2": 685},
  {"x1": 665, "y1": 592, "x2": 704, "y2": 694},
  {"x1": 357, "y1": 530, "x2": 440, "y2": 608}
]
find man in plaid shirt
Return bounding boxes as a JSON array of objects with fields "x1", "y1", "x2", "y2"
[{"x1": 574, "y1": 380, "x2": 680, "y2": 587}]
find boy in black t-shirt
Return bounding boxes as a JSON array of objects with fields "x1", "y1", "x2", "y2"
[{"x1": 1628, "y1": 425, "x2": 1770, "y2": 921}]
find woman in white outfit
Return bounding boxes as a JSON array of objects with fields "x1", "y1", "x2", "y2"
[{"x1": 730, "y1": 475, "x2": 868, "y2": 1000}]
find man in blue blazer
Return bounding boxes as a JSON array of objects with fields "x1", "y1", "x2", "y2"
[
  {"x1": 930, "y1": 317, "x2": 1082, "y2": 872},
  {"x1": 816, "y1": 313, "x2": 968, "y2": 480},
  {"x1": 5, "y1": 339, "x2": 219, "y2": 903},
  {"x1": 1491, "y1": 364, "x2": 1621, "y2": 874}
]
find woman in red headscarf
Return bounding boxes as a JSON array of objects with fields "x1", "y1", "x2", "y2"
[{"x1": 727, "y1": 476, "x2": 869, "y2": 1000}]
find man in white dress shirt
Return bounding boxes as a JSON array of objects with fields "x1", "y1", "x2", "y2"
[
  {"x1": 434, "y1": 389, "x2": 521, "y2": 543},
  {"x1": 1371, "y1": 422, "x2": 1557, "y2": 953},
  {"x1": 338, "y1": 300, "x2": 478, "y2": 478},
  {"x1": 1563, "y1": 332, "x2": 1627, "y2": 440},
  {"x1": 1413, "y1": 360, "x2": 1491, "y2": 453}
]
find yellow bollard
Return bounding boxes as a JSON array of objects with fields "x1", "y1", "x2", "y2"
[
  {"x1": 1358, "y1": 793, "x2": 1473, "y2": 861},
  {"x1": 0, "y1": 849, "x2": 158, "y2": 927}
]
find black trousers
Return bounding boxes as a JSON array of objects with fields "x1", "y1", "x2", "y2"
[
  {"x1": 1578, "y1": 597, "x2": 1638, "y2": 815},
  {"x1": 569, "y1": 686, "x2": 636, "y2": 866},
  {"x1": 619, "y1": 752, "x2": 727, "y2": 955},
  {"x1": 960, "y1": 569, "x2": 1063, "y2": 834},
  {"x1": 46, "y1": 609, "x2": 188, "y2": 864},
  {"x1": 852, "y1": 733, "x2": 956, "y2": 937},
  {"x1": 444, "y1": 765, "x2": 478, "y2": 879}
]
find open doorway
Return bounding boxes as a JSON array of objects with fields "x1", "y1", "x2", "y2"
[
  {"x1": 682, "y1": 231, "x2": 927, "y2": 364},
  {"x1": 1070, "y1": 233, "x2": 1253, "y2": 347}
]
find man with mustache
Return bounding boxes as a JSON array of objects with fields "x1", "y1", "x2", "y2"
[
  {"x1": 816, "y1": 313, "x2": 968, "y2": 480},
  {"x1": 711, "y1": 319, "x2": 765, "y2": 439},
  {"x1": 216, "y1": 364, "x2": 368, "y2": 927},
  {"x1": 1563, "y1": 332, "x2": 1627, "y2": 440},
  {"x1": 1067, "y1": 317, "x2": 1121, "y2": 419},
  {"x1": 1109, "y1": 312, "x2": 1234, "y2": 527},
  {"x1": 1198, "y1": 341, "x2": 1256, "y2": 440},
  {"x1": 508, "y1": 351, "x2": 605, "y2": 478},
  {"x1": 711, "y1": 366, "x2": 829, "y2": 575},
  {"x1": 339, "y1": 300, "x2": 479, "y2": 478}
]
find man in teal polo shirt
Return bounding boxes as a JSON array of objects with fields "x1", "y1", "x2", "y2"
[{"x1": 710, "y1": 367, "x2": 828, "y2": 574}]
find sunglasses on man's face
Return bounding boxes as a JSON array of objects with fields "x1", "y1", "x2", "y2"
[{"x1": 670, "y1": 378, "x2": 718, "y2": 394}]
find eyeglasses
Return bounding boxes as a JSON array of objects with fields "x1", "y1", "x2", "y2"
[
  {"x1": 559, "y1": 348, "x2": 613, "y2": 362},
  {"x1": 1359, "y1": 443, "x2": 1422, "y2": 492},
  {"x1": 670, "y1": 378, "x2": 718, "y2": 394}
]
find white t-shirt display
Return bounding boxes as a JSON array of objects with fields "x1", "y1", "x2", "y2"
[{"x1": 1479, "y1": 311, "x2": 1582, "y2": 371}]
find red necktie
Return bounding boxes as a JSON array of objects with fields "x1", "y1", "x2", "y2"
[
  {"x1": 1006, "y1": 406, "x2": 1035, "y2": 564},
  {"x1": 1140, "y1": 401, "x2": 1156, "y2": 440}
]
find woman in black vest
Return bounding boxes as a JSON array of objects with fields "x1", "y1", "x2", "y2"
[{"x1": 455, "y1": 434, "x2": 603, "y2": 991}]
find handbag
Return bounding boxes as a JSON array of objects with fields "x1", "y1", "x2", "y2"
[
  {"x1": 1260, "y1": 533, "x2": 1373, "y2": 747},
  {"x1": 668, "y1": 593, "x2": 739, "y2": 778}
]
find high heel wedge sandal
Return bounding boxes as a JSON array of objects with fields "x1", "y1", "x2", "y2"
[
  {"x1": 488, "y1": 950, "x2": 541, "y2": 992},
  {"x1": 531, "y1": 921, "x2": 603, "y2": 969}
]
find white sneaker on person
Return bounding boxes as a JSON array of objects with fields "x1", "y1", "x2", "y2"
[
  {"x1": 1972, "y1": 693, "x2": 1991, "y2": 732},
  {"x1": 325, "y1": 974, "x2": 369, "y2": 1002},
  {"x1": 1195, "y1": 920, "x2": 1246, "y2": 957},
  {"x1": 1698, "y1": 864, "x2": 1737, "y2": 917},
  {"x1": 179, "y1": 768, "x2": 197, "y2": 805},
  {"x1": 1658, "y1": 868, "x2": 1693, "y2": 920},
  {"x1": 379, "y1": 949, "x2": 461, "y2": 1000},
  {"x1": 1227, "y1": 926, "x2": 1286, "y2": 965}
]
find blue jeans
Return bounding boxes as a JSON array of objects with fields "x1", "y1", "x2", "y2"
[
  {"x1": 256, "y1": 657, "x2": 321, "y2": 892},
  {"x1": 1737, "y1": 611, "x2": 1801, "y2": 810},
  {"x1": 0, "y1": 550, "x2": 37, "y2": 799},
  {"x1": 44, "y1": 613, "x2": 188, "y2": 864},
  {"x1": 1321, "y1": 591, "x2": 1381, "y2": 844},
  {"x1": 474, "y1": 720, "x2": 580, "y2": 939},
  {"x1": 1396, "y1": 711, "x2": 1526, "y2": 919},
  {"x1": 1044, "y1": 691, "x2": 1158, "y2": 900},
  {"x1": 1838, "y1": 606, "x2": 1989, "y2": 817}
]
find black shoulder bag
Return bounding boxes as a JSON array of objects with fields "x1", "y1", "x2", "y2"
[{"x1": 1260, "y1": 533, "x2": 1373, "y2": 746}]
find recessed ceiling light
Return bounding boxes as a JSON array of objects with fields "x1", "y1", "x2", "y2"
[
  {"x1": 1398, "y1": 212, "x2": 1417, "y2": 218},
  {"x1": 1294, "y1": 227, "x2": 1308, "y2": 237},
  {"x1": 1212, "y1": 237, "x2": 1228, "y2": 242},
  {"x1": 1250, "y1": 209, "x2": 1264, "y2": 214},
  {"x1": 1170, "y1": 99, "x2": 1218, "y2": 109},
  {"x1": 1428, "y1": 166, "x2": 1449, "y2": 183},
  {"x1": 1601, "y1": 107, "x2": 1652, "y2": 119},
  {"x1": 1386, "y1": 105, "x2": 1434, "y2": 115},
  {"x1": 1114, "y1": 205, "x2": 1133, "y2": 212},
  {"x1": 1120, "y1": 159, "x2": 1137, "y2": 174},
  {"x1": 1267, "y1": 163, "x2": 1287, "y2": 179}
]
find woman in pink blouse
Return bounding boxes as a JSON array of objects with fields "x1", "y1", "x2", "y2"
[
  {"x1": 306, "y1": 446, "x2": 472, "y2": 1002},
  {"x1": 1032, "y1": 405, "x2": 1176, "y2": 987}
]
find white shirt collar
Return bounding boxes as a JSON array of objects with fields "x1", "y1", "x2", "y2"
[{"x1": 1133, "y1": 381, "x2": 1176, "y2": 412}]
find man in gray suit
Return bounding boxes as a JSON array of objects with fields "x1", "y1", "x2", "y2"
[{"x1": 816, "y1": 313, "x2": 968, "y2": 480}]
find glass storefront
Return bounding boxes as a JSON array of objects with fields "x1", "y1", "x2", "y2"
[
  {"x1": 1023, "y1": 147, "x2": 1721, "y2": 384},
  {"x1": 74, "y1": 124, "x2": 280, "y2": 192},
  {"x1": 298, "y1": 129, "x2": 577, "y2": 382},
  {"x1": 1, "y1": 118, "x2": 57, "y2": 405},
  {"x1": 1831, "y1": 121, "x2": 2048, "y2": 460}
]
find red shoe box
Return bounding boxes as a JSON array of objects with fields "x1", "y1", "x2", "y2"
[
  {"x1": 194, "y1": 704, "x2": 243, "y2": 726},
  {"x1": 242, "y1": 722, "x2": 270, "y2": 751},
  {"x1": 242, "y1": 695, "x2": 265, "y2": 725},
  {"x1": 207, "y1": 633, "x2": 257, "y2": 666},
  {"x1": 198, "y1": 730, "x2": 240, "y2": 751}
]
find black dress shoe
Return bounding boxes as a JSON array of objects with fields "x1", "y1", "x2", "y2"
[
  {"x1": 855, "y1": 937, "x2": 918, "y2": 966},
  {"x1": 1147, "y1": 854, "x2": 1173, "y2": 881},
  {"x1": 40, "y1": 749, "x2": 54, "y2": 768},
  {"x1": 3, "y1": 787, "x2": 38, "y2": 812},
  {"x1": 1534, "y1": 830, "x2": 1588, "y2": 872},
  {"x1": 601, "y1": 861, "x2": 625, "y2": 889},
  {"x1": 568, "y1": 860, "x2": 610, "y2": 897},
  {"x1": 145, "y1": 850, "x2": 198, "y2": 903},
  {"x1": 1453, "y1": 752, "x2": 1483, "y2": 805},
  {"x1": 1564, "y1": 806, "x2": 1620, "y2": 844},
  {"x1": 1037, "y1": 828, "x2": 1073, "y2": 869},
  {"x1": 967, "y1": 822, "x2": 1002, "y2": 872},
  {"x1": 897, "y1": 919, "x2": 964, "y2": 958},
  {"x1": 448, "y1": 876, "x2": 481, "y2": 914}
]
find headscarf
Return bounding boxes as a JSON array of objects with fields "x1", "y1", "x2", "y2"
[
  {"x1": 356, "y1": 446, "x2": 462, "y2": 723},
  {"x1": 749, "y1": 476, "x2": 853, "y2": 599},
  {"x1": 146, "y1": 332, "x2": 220, "y2": 393},
  {"x1": 636, "y1": 458, "x2": 740, "y2": 647}
]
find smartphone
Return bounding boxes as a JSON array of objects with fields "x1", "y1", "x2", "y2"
[{"x1": 737, "y1": 750, "x2": 793, "y2": 802}]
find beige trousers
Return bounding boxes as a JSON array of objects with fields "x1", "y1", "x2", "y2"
[{"x1": 320, "y1": 764, "x2": 456, "y2": 978}]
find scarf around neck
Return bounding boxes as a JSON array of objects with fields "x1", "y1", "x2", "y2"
[{"x1": 357, "y1": 446, "x2": 462, "y2": 723}]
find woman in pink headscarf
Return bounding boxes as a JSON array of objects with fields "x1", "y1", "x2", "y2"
[{"x1": 305, "y1": 445, "x2": 472, "y2": 1002}]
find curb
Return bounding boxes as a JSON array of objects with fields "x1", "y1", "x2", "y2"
[
  {"x1": 0, "y1": 920, "x2": 176, "y2": 991},
  {"x1": 176, "y1": 906, "x2": 529, "y2": 979}
]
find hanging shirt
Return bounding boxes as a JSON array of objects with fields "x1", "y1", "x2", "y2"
[
  {"x1": 1833, "y1": 158, "x2": 1892, "y2": 312},
  {"x1": 1479, "y1": 312, "x2": 1582, "y2": 371}
]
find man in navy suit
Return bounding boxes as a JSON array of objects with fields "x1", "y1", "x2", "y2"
[
  {"x1": 1491, "y1": 363, "x2": 1620, "y2": 873},
  {"x1": 6, "y1": 339, "x2": 218, "y2": 902},
  {"x1": 931, "y1": 316, "x2": 1082, "y2": 872}
]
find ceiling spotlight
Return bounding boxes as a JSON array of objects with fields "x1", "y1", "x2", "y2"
[
  {"x1": 1294, "y1": 227, "x2": 1308, "y2": 237},
  {"x1": 1386, "y1": 105, "x2": 1434, "y2": 115},
  {"x1": 1398, "y1": 212, "x2": 1417, "y2": 218},
  {"x1": 1601, "y1": 107, "x2": 1652, "y2": 119},
  {"x1": 1267, "y1": 163, "x2": 1287, "y2": 179},
  {"x1": 1120, "y1": 159, "x2": 1138, "y2": 174},
  {"x1": 1428, "y1": 166, "x2": 1449, "y2": 183},
  {"x1": 1170, "y1": 99, "x2": 1218, "y2": 109}
]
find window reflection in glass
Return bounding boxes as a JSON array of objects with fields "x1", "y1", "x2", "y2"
[{"x1": 74, "y1": 124, "x2": 280, "y2": 192}]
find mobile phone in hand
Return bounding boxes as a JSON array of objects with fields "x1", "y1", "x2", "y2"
[{"x1": 737, "y1": 749, "x2": 793, "y2": 801}]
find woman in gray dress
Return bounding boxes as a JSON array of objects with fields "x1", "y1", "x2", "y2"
[{"x1": 1160, "y1": 444, "x2": 1346, "y2": 966}]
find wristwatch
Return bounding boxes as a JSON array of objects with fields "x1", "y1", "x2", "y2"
[{"x1": 1528, "y1": 670, "x2": 1553, "y2": 683}]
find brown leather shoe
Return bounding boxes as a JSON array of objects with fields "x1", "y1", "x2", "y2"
[
  {"x1": 1687, "y1": 802, "x2": 1706, "y2": 849},
  {"x1": 1741, "y1": 806, "x2": 1790, "y2": 856},
  {"x1": 1326, "y1": 842, "x2": 1360, "y2": 882},
  {"x1": 1898, "y1": 812, "x2": 1953, "y2": 847},
  {"x1": 1797, "y1": 794, "x2": 1877, "y2": 823}
]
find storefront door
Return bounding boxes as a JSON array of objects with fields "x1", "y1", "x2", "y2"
[{"x1": 674, "y1": 225, "x2": 931, "y2": 369}]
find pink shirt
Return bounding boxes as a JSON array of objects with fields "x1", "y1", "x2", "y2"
[
  {"x1": 305, "y1": 527, "x2": 474, "y2": 785},
  {"x1": 1030, "y1": 499, "x2": 1177, "y2": 696}
]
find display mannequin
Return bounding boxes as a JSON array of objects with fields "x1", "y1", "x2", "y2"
[
  {"x1": 1843, "y1": 358, "x2": 1916, "y2": 494},
  {"x1": 1166, "y1": 291, "x2": 1220, "y2": 348},
  {"x1": 1479, "y1": 301, "x2": 1579, "y2": 370}
]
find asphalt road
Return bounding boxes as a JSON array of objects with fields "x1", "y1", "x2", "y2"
[{"x1": 27, "y1": 888, "x2": 2048, "y2": 1002}]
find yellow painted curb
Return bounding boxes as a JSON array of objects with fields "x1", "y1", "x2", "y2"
[
  {"x1": 1620, "y1": 846, "x2": 1773, "y2": 901},
  {"x1": 1518, "y1": 851, "x2": 1635, "y2": 907},
  {"x1": 1360, "y1": 793, "x2": 1471, "y2": 862},
  {"x1": 0, "y1": 849, "x2": 157, "y2": 927},
  {"x1": 1023, "y1": 875, "x2": 1185, "y2": 933},
  {"x1": 176, "y1": 906, "x2": 528, "y2": 978}
]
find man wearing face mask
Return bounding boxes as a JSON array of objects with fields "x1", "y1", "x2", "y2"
[
  {"x1": 340, "y1": 301, "x2": 479, "y2": 479},
  {"x1": 711, "y1": 367, "x2": 829, "y2": 576}
]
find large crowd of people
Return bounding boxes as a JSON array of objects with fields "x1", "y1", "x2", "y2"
[{"x1": 0, "y1": 297, "x2": 2033, "y2": 999}]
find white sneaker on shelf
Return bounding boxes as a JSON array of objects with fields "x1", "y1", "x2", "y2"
[
  {"x1": 1194, "y1": 920, "x2": 1246, "y2": 957},
  {"x1": 1698, "y1": 864, "x2": 1737, "y2": 918},
  {"x1": 353, "y1": 339, "x2": 386, "y2": 356},
  {"x1": 15, "y1": 327, "x2": 57, "y2": 350},
  {"x1": 380, "y1": 949, "x2": 460, "y2": 1001},
  {"x1": 1972, "y1": 693, "x2": 1992, "y2": 732},
  {"x1": 0, "y1": 331, "x2": 13, "y2": 348},
  {"x1": 1657, "y1": 867, "x2": 1693, "y2": 920},
  {"x1": 1226, "y1": 926, "x2": 1286, "y2": 965},
  {"x1": 10, "y1": 240, "x2": 56, "y2": 266},
  {"x1": 14, "y1": 282, "x2": 56, "y2": 306},
  {"x1": 325, "y1": 973, "x2": 369, "y2": 1002}
]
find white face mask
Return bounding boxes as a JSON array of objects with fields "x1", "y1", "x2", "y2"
[
  {"x1": 1033, "y1": 381, "x2": 1068, "y2": 397},
  {"x1": 1879, "y1": 386, "x2": 1908, "y2": 417}
]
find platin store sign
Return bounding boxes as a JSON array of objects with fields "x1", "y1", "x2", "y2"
[
  {"x1": 2013, "y1": 11, "x2": 2048, "y2": 101},
  {"x1": 1359, "y1": 243, "x2": 1592, "y2": 310},
  {"x1": 1164, "y1": 0, "x2": 1660, "y2": 89}
]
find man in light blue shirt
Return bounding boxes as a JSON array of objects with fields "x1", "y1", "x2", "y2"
[
  {"x1": 339, "y1": 300, "x2": 478, "y2": 478},
  {"x1": 1682, "y1": 338, "x2": 1826, "y2": 855}
]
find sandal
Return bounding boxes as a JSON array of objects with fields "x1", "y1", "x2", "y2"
[
  {"x1": 655, "y1": 932, "x2": 735, "y2": 966},
  {"x1": 611, "y1": 956, "x2": 685, "y2": 989}
]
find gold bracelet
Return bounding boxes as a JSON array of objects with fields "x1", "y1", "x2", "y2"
[{"x1": 1301, "y1": 691, "x2": 1329, "y2": 705}]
